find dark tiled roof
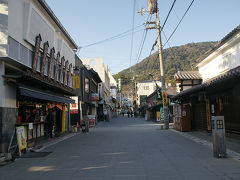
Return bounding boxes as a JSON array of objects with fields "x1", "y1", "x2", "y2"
[
  {"x1": 174, "y1": 71, "x2": 202, "y2": 80},
  {"x1": 172, "y1": 65, "x2": 240, "y2": 101}
]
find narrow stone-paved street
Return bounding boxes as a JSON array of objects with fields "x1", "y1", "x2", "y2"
[{"x1": 1, "y1": 117, "x2": 240, "y2": 180}]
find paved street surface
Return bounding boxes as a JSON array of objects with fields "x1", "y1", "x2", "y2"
[{"x1": 1, "y1": 117, "x2": 240, "y2": 180}]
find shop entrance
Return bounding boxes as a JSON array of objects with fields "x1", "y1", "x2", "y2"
[{"x1": 52, "y1": 106, "x2": 63, "y2": 136}]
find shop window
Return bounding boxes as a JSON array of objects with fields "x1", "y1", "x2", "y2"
[{"x1": 85, "y1": 78, "x2": 89, "y2": 93}]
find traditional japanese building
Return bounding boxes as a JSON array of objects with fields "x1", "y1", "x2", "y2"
[
  {"x1": 172, "y1": 25, "x2": 240, "y2": 133},
  {"x1": 0, "y1": 0, "x2": 77, "y2": 153}
]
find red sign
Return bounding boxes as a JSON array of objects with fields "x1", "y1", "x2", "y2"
[
  {"x1": 88, "y1": 115, "x2": 95, "y2": 126},
  {"x1": 91, "y1": 93, "x2": 99, "y2": 101}
]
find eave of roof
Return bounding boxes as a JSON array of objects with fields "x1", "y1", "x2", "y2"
[
  {"x1": 38, "y1": 0, "x2": 78, "y2": 49},
  {"x1": 196, "y1": 25, "x2": 240, "y2": 67},
  {"x1": 172, "y1": 65, "x2": 240, "y2": 101},
  {"x1": 174, "y1": 71, "x2": 202, "y2": 80}
]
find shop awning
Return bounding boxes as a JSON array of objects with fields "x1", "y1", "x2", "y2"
[{"x1": 19, "y1": 86, "x2": 75, "y2": 104}]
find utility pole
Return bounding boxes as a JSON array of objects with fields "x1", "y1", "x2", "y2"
[{"x1": 148, "y1": 0, "x2": 169, "y2": 129}]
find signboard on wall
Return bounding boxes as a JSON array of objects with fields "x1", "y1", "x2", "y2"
[
  {"x1": 91, "y1": 93, "x2": 99, "y2": 101},
  {"x1": 88, "y1": 115, "x2": 96, "y2": 126},
  {"x1": 70, "y1": 96, "x2": 78, "y2": 114},
  {"x1": 162, "y1": 91, "x2": 168, "y2": 106},
  {"x1": 117, "y1": 78, "x2": 121, "y2": 93},
  {"x1": 156, "y1": 111, "x2": 161, "y2": 122},
  {"x1": 16, "y1": 126, "x2": 27, "y2": 151},
  {"x1": 73, "y1": 76, "x2": 80, "y2": 89}
]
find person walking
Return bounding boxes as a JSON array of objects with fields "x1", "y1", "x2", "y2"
[
  {"x1": 127, "y1": 110, "x2": 130, "y2": 118},
  {"x1": 46, "y1": 109, "x2": 54, "y2": 140}
]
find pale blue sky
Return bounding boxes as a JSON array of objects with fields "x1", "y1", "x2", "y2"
[{"x1": 46, "y1": 0, "x2": 240, "y2": 74}]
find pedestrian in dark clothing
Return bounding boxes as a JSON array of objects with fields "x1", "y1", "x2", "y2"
[
  {"x1": 46, "y1": 109, "x2": 54, "y2": 139},
  {"x1": 127, "y1": 110, "x2": 130, "y2": 118},
  {"x1": 130, "y1": 110, "x2": 133, "y2": 117}
]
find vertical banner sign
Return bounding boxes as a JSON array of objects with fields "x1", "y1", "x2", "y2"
[
  {"x1": 156, "y1": 88, "x2": 162, "y2": 100},
  {"x1": 68, "y1": 64, "x2": 72, "y2": 86},
  {"x1": 59, "y1": 57, "x2": 65, "y2": 84},
  {"x1": 70, "y1": 96, "x2": 78, "y2": 114},
  {"x1": 48, "y1": 47, "x2": 55, "y2": 79},
  {"x1": 118, "y1": 78, "x2": 121, "y2": 93},
  {"x1": 41, "y1": 41, "x2": 49, "y2": 75},
  {"x1": 54, "y1": 52, "x2": 60, "y2": 82},
  {"x1": 162, "y1": 91, "x2": 168, "y2": 106},
  {"x1": 156, "y1": 111, "x2": 161, "y2": 122},
  {"x1": 16, "y1": 126, "x2": 27, "y2": 151},
  {"x1": 73, "y1": 76, "x2": 80, "y2": 89},
  {"x1": 64, "y1": 60, "x2": 69, "y2": 85},
  {"x1": 32, "y1": 34, "x2": 42, "y2": 72}
]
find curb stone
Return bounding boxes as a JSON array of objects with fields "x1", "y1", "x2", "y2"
[{"x1": 170, "y1": 129, "x2": 240, "y2": 160}]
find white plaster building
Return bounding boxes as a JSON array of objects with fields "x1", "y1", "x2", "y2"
[
  {"x1": 173, "y1": 25, "x2": 240, "y2": 133},
  {"x1": 197, "y1": 26, "x2": 240, "y2": 81},
  {"x1": 136, "y1": 80, "x2": 162, "y2": 106},
  {"x1": 0, "y1": 0, "x2": 77, "y2": 154},
  {"x1": 81, "y1": 58, "x2": 112, "y2": 116}
]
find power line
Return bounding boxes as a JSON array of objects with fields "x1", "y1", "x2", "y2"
[
  {"x1": 81, "y1": 24, "x2": 145, "y2": 48},
  {"x1": 161, "y1": 0, "x2": 177, "y2": 32},
  {"x1": 163, "y1": 0, "x2": 195, "y2": 47},
  {"x1": 149, "y1": 30, "x2": 174, "y2": 75},
  {"x1": 135, "y1": 14, "x2": 151, "y2": 65},
  {"x1": 131, "y1": 14, "x2": 151, "y2": 96},
  {"x1": 129, "y1": 0, "x2": 136, "y2": 70},
  {"x1": 151, "y1": 0, "x2": 177, "y2": 54}
]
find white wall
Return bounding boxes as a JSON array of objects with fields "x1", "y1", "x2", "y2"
[
  {"x1": 198, "y1": 32, "x2": 240, "y2": 82},
  {"x1": 7, "y1": 0, "x2": 75, "y2": 65},
  {"x1": 82, "y1": 58, "x2": 111, "y2": 105},
  {"x1": 0, "y1": 62, "x2": 16, "y2": 108},
  {"x1": 0, "y1": 0, "x2": 8, "y2": 57},
  {"x1": 137, "y1": 81, "x2": 162, "y2": 105}
]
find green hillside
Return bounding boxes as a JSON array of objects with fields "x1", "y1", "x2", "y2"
[{"x1": 114, "y1": 41, "x2": 216, "y2": 85}]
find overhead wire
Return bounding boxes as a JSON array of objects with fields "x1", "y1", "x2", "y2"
[
  {"x1": 151, "y1": 0, "x2": 177, "y2": 53},
  {"x1": 143, "y1": 0, "x2": 177, "y2": 77},
  {"x1": 81, "y1": 24, "x2": 145, "y2": 49},
  {"x1": 148, "y1": 0, "x2": 195, "y2": 76},
  {"x1": 135, "y1": 14, "x2": 151, "y2": 65},
  {"x1": 163, "y1": 0, "x2": 195, "y2": 47},
  {"x1": 132, "y1": 14, "x2": 151, "y2": 95},
  {"x1": 129, "y1": 0, "x2": 136, "y2": 71}
]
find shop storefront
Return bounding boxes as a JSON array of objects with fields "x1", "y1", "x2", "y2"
[{"x1": 15, "y1": 84, "x2": 74, "y2": 143}]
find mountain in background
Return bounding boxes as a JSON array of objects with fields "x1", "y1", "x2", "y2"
[{"x1": 113, "y1": 41, "x2": 217, "y2": 86}]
